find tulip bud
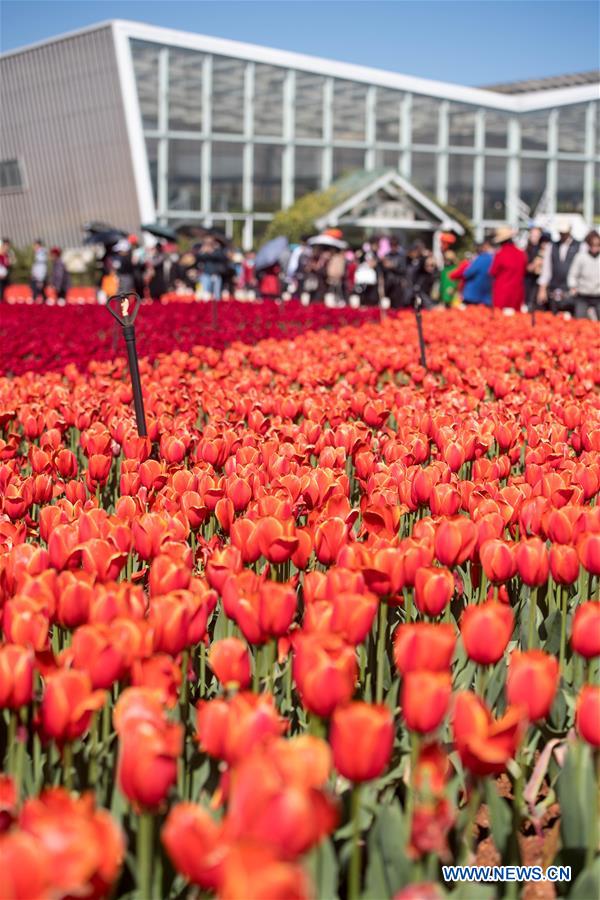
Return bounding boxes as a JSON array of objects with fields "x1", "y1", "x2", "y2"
[
  {"x1": 576, "y1": 685, "x2": 600, "y2": 747},
  {"x1": 401, "y1": 671, "x2": 451, "y2": 734},
  {"x1": 208, "y1": 638, "x2": 252, "y2": 690},
  {"x1": 330, "y1": 702, "x2": 394, "y2": 782},
  {"x1": 460, "y1": 601, "x2": 514, "y2": 665},
  {"x1": 506, "y1": 650, "x2": 559, "y2": 721},
  {"x1": 571, "y1": 603, "x2": 600, "y2": 658},
  {"x1": 414, "y1": 567, "x2": 454, "y2": 617}
]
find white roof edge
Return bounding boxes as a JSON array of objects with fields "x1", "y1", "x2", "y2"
[
  {"x1": 2, "y1": 18, "x2": 598, "y2": 112},
  {"x1": 0, "y1": 19, "x2": 114, "y2": 59}
]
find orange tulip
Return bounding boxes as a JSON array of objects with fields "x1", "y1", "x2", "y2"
[
  {"x1": 571, "y1": 603, "x2": 600, "y2": 658},
  {"x1": 117, "y1": 715, "x2": 182, "y2": 811},
  {"x1": 162, "y1": 802, "x2": 228, "y2": 890},
  {"x1": 131, "y1": 654, "x2": 182, "y2": 707},
  {"x1": 69, "y1": 623, "x2": 128, "y2": 689},
  {"x1": 196, "y1": 692, "x2": 287, "y2": 765},
  {"x1": 330, "y1": 701, "x2": 394, "y2": 782},
  {"x1": 39, "y1": 670, "x2": 105, "y2": 744},
  {"x1": 148, "y1": 552, "x2": 192, "y2": 596},
  {"x1": 401, "y1": 671, "x2": 451, "y2": 733},
  {"x1": 314, "y1": 517, "x2": 348, "y2": 566},
  {"x1": 575, "y1": 685, "x2": 600, "y2": 747},
  {"x1": 56, "y1": 571, "x2": 94, "y2": 628},
  {"x1": 220, "y1": 843, "x2": 312, "y2": 900},
  {"x1": 460, "y1": 601, "x2": 514, "y2": 665},
  {"x1": 577, "y1": 532, "x2": 600, "y2": 576},
  {"x1": 209, "y1": 638, "x2": 252, "y2": 690},
  {"x1": 18, "y1": 788, "x2": 124, "y2": 898},
  {"x1": 393, "y1": 622, "x2": 455, "y2": 674},
  {"x1": 0, "y1": 830, "x2": 52, "y2": 900},
  {"x1": 414, "y1": 566, "x2": 454, "y2": 617},
  {"x1": 3, "y1": 596, "x2": 50, "y2": 651},
  {"x1": 293, "y1": 632, "x2": 357, "y2": 718},
  {"x1": 506, "y1": 650, "x2": 559, "y2": 721},
  {"x1": 549, "y1": 543, "x2": 580, "y2": 585},
  {"x1": 452, "y1": 691, "x2": 524, "y2": 775},
  {"x1": 434, "y1": 517, "x2": 477, "y2": 567},
  {"x1": 257, "y1": 517, "x2": 299, "y2": 564},
  {"x1": 0, "y1": 644, "x2": 34, "y2": 709},
  {"x1": 515, "y1": 537, "x2": 549, "y2": 587},
  {"x1": 479, "y1": 539, "x2": 516, "y2": 583}
]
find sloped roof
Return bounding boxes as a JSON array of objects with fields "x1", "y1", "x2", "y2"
[
  {"x1": 483, "y1": 70, "x2": 600, "y2": 94},
  {"x1": 315, "y1": 169, "x2": 464, "y2": 234}
]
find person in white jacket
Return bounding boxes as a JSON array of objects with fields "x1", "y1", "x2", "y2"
[{"x1": 567, "y1": 230, "x2": 600, "y2": 320}]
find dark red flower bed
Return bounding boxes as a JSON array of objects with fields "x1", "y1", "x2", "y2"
[{"x1": 0, "y1": 299, "x2": 383, "y2": 376}]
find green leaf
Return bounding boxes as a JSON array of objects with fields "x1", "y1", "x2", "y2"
[
  {"x1": 542, "y1": 608, "x2": 563, "y2": 657},
  {"x1": 363, "y1": 799, "x2": 411, "y2": 899},
  {"x1": 557, "y1": 742, "x2": 594, "y2": 851},
  {"x1": 569, "y1": 857, "x2": 600, "y2": 899},
  {"x1": 306, "y1": 838, "x2": 339, "y2": 900},
  {"x1": 484, "y1": 779, "x2": 512, "y2": 858},
  {"x1": 451, "y1": 884, "x2": 494, "y2": 899}
]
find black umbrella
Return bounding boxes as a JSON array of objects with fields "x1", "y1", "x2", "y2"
[
  {"x1": 84, "y1": 221, "x2": 127, "y2": 237},
  {"x1": 174, "y1": 222, "x2": 209, "y2": 239},
  {"x1": 83, "y1": 230, "x2": 125, "y2": 247},
  {"x1": 142, "y1": 222, "x2": 178, "y2": 242}
]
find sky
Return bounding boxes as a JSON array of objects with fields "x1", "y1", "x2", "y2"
[{"x1": 1, "y1": 0, "x2": 598, "y2": 86}]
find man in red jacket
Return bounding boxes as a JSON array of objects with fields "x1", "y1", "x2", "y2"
[{"x1": 489, "y1": 227, "x2": 528, "y2": 311}]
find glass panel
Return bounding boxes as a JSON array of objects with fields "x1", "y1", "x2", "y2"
[
  {"x1": 211, "y1": 141, "x2": 244, "y2": 212},
  {"x1": 595, "y1": 163, "x2": 600, "y2": 219},
  {"x1": 447, "y1": 154, "x2": 474, "y2": 216},
  {"x1": 145, "y1": 138, "x2": 159, "y2": 205},
  {"x1": 295, "y1": 71, "x2": 324, "y2": 139},
  {"x1": 520, "y1": 158, "x2": 547, "y2": 215},
  {"x1": 253, "y1": 144, "x2": 283, "y2": 211},
  {"x1": 168, "y1": 48, "x2": 202, "y2": 131},
  {"x1": 485, "y1": 111, "x2": 509, "y2": 149},
  {"x1": 483, "y1": 156, "x2": 507, "y2": 219},
  {"x1": 448, "y1": 104, "x2": 476, "y2": 147},
  {"x1": 332, "y1": 147, "x2": 365, "y2": 179},
  {"x1": 557, "y1": 161, "x2": 585, "y2": 213},
  {"x1": 168, "y1": 140, "x2": 201, "y2": 211},
  {"x1": 376, "y1": 88, "x2": 401, "y2": 143},
  {"x1": 333, "y1": 80, "x2": 367, "y2": 140},
  {"x1": 131, "y1": 40, "x2": 159, "y2": 130},
  {"x1": 254, "y1": 64, "x2": 284, "y2": 137},
  {"x1": 597, "y1": 102, "x2": 600, "y2": 155},
  {"x1": 557, "y1": 104, "x2": 586, "y2": 153},
  {"x1": 252, "y1": 219, "x2": 271, "y2": 248},
  {"x1": 520, "y1": 111, "x2": 549, "y2": 151},
  {"x1": 374, "y1": 149, "x2": 399, "y2": 169},
  {"x1": 411, "y1": 96, "x2": 440, "y2": 145},
  {"x1": 294, "y1": 146, "x2": 322, "y2": 198},
  {"x1": 212, "y1": 57, "x2": 245, "y2": 134},
  {"x1": 410, "y1": 152, "x2": 436, "y2": 195}
]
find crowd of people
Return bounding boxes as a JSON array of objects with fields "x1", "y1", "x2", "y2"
[{"x1": 0, "y1": 220, "x2": 598, "y2": 319}]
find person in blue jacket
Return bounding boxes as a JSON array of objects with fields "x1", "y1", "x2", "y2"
[{"x1": 462, "y1": 239, "x2": 494, "y2": 306}]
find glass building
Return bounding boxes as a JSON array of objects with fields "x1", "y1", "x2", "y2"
[{"x1": 1, "y1": 19, "x2": 598, "y2": 247}]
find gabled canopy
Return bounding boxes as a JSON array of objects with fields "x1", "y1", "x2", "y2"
[{"x1": 315, "y1": 169, "x2": 464, "y2": 235}]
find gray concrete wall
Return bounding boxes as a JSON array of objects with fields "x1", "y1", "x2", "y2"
[{"x1": 0, "y1": 26, "x2": 141, "y2": 248}]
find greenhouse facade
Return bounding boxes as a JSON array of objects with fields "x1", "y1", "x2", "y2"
[{"x1": 1, "y1": 19, "x2": 598, "y2": 247}]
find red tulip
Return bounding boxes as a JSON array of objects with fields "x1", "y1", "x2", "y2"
[
  {"x1": 393, "y1": 622, "x2": 455, "y2": 674},
  {"x1": 577, "y1": 533, "x2": 600, "y2": 576},
  {"x1": 460, "y1": 601, "x2": 514, "y2": 665},
  {"x1": 434, "y1": 517, "x2": 477, "y2": 567},
  {"x1": 571, "y1": 603, "x2": 600, "y2": 658},
  {"x1": 479, "y1": 539, "x2": 516, "y2": 583},
  {"x1": 401, "y1": 671, "x2": 451, "y2": 733},
  {"x1": 39, "y1": 670, "x2": 105, "y2": 744},
  {"x1": 0, "y1": 644, "x2": 34, "y2": 709},
  {"x1": 330, "y1": 702, "x2": 394, "y2": 781},
  {"x1": 506, "y1": 650, "x2": 559, "y2": 721},
  {"x1": 576, "y1": 685, "x2": 600, "y2": 747},
  {"x1": 414, "y1": 567, "x2": 454, "y2": 617},
  {"x1": 293, "y1": 632, "x2": 357, "y2": 718},
  {"x1": 549, "y1": 543, "x2": 580, "y2": 585},
  {"x1": 515, "y1": 537, "x2": 549, "y2": 587},
  {"x1": 208, "y1": 638, "x2": 252, "y2": 689},
  {"x1": 452, "y1": 691, "x2": 524, "y2": 775}
]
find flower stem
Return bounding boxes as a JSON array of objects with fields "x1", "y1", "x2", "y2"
[
  {"x1": 559, "y1": 585, "x2": 568, "y2": 672},
  {"x1": 528, "y1": 587, "x2": 537, "y2": 649},
  {"x1": 348, "y1": 784, "x2": 362, "y2": 900},
  {"x1": 375, "y1": 601, "x2": 387, "y2": 704},
  {"x1": 63, "y1": 742, "x2": 73, "y2": 791},
  {"x1": 137, "y1": 811, "x2": 154, "y2": 900}
]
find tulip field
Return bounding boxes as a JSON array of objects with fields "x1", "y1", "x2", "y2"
[{"x1": 0, "y1": 301, "x2": 599, "y2": 900}]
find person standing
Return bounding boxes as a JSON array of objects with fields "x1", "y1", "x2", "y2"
[
  {"x1": 382, "y1": 238, "x2": 408, "y2": 308},
  {"x1": 49, "y1": 247, "x2": 71, "y2": 304},
  {"x1": 489, "y1": 227, "x2": 527, "y2": 311},
  {"x1": 30, "y1": 238, "x2": 48, "y2": 302},
  {"x1": 538, "y1": 219, "x2": 580, "y2": 314},
  {"x1": 567, "y1": 230, "x2": 600, "y2": 320},
  {"x1": 461, "y1": 240, "x2": 494, "y2": 307},
  {"x1": 197, "y1": 237, "x2": 228, "y2": 300},
  {"x1": 0, "y1": 238, "x2": 15, "y2": 302},
  {"x1": 525, "y1": 226, "x2": 550, "y2": 313}
]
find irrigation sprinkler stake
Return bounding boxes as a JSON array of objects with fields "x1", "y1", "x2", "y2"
[
  {"x1": 413, "y1": 292, "x2": 428, "y2": 369},
  {"x1": 106, "y1": 292, "x2": 147, "y2": 437}
]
